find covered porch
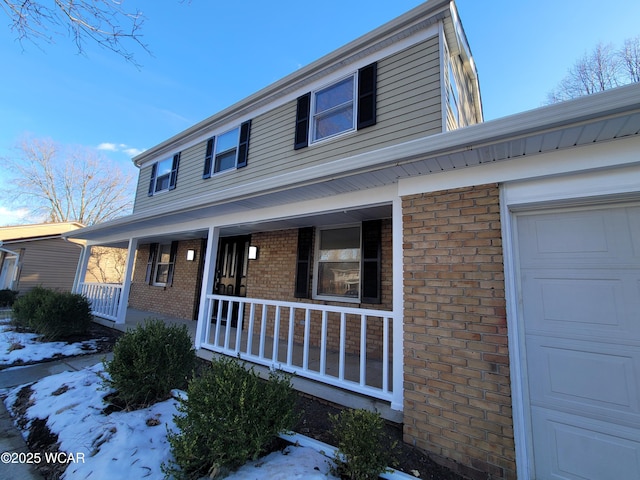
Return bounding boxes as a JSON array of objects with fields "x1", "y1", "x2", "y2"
[{"x1": 72, "y1": 192, "x2": 405, "y2": 414}]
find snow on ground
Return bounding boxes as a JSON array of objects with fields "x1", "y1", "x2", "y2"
[
  {"x1": 4, "y1": 363, "x2": 338, "y2": 479},
  {"x1": 1, "y1": 314, "x2": 339, "y2": 479},
  {"x1": 0, "y1": 319, "x2": 98, "y2": 367}
]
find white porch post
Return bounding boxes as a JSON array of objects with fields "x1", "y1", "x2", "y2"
[
  {"x1": 116, "y1": 238, "x2": 138, "y2": 325},
  {"x1": 391, "y1": 196, "x2": 404, "y2": 411},
  {"x1": 195, "y1": 226, "x2": 220, "y2": 349},
  {"x1": 74, "y1": 244, "x2": 92, "y2": 293}
]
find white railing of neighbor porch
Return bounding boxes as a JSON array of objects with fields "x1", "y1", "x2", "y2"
[
  {"x1": 79, "y1": 282, "x2": 123, "y2": 321},
  {"x1": 201, "y1": 294, "x2": 396, "y2": 405}
]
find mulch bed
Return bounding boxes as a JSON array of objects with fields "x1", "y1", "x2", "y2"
[{"x1": 6, "y1": 320, "x2": 468, "y2": 480}]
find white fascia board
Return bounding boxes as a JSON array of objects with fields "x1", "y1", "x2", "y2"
[
  {"x1": 398, "y1": 135, "x2": 640, "y2": 197},
  {"x1": 73, "y1": 184, "x2": 398, "y2": 245}
]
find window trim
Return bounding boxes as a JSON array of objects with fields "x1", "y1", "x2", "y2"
[
  {"x1": 148, "y1": 153, "x2": 180, "y2": 196},
  {"x1": 312, "y1": 224, "x2": 362, "y2": 303},
  {"x1": 310, "y1": 74, "x2": 357, "y2": 144},
  {"x1": 203, "y1": 120, "x2": 251, "y2": 179},
  {"x1": 294, "y1": 62, "x2": 377, "y2": 150},
  {"x1": 145, "y1": 242, "x2": 178, "y2": 287}
]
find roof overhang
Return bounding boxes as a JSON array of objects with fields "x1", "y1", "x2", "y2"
[{"x1": 67, "y1": 83, "x2": 640, "y2": 244}]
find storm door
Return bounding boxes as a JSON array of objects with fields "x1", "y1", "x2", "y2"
[{"x1": 213, "y1": 236, "x2": 250, "y2": 324}]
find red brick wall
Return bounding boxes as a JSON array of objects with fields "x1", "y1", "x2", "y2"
[
  {"x1": 129, "y1": 239, "x2": 203, "y2": 320},
  {"x1": 402, "y1": 185, "x2": 515, "y2": 480}
]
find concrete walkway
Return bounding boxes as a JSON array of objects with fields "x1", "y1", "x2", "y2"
[{"x1": 0, "y1": 352, "x2": 111, "y2": 480}]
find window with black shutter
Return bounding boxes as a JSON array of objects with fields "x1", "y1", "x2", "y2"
[
  {"x1": 294, "y1": 62, "x2": 377, "y2": 149},
  {"x1": 148, "y1": 153, "x2": 180, "y2": 195},
  {"x1": 202, "y1": 120, "x2": 252, "y2": 176},
  {"x1": 294, "y1": 227, "x2": 314, "y2": 298},
  {"x1": 361, "y1": 220, "x2": 381, "y2": 303}
]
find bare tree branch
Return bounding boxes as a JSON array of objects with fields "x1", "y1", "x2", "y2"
[
  {"x1": 2, "y1": 136, "x2": 135, "y2": 226},
  {"x1": 1, "y1": 0, "x2": 149, "y2": 65},
  {"x1": 546, "y1": 38, "x2": 639, "y2": 104},
  {"x1": 620, "y1": 36, "x2": 640, "y2": 83}
]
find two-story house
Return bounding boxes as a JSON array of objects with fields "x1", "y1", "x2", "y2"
[{"x1": 67, "y1": 1, "x2": 640, "y2": 479}]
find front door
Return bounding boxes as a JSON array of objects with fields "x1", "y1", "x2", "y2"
[{"x1": 214, "y1": 236, "x2": 250, "y2": 323}]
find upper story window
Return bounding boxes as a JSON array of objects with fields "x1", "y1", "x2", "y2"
[
  {"x1": 313, "y1": 76, "x2": 356, "y2": 142},
  {"x1": 294, "y1": 62, "x2": 377, "y2": 150},
  {"x1": 203, "y1": 120, "x2": 252, "y2": 179},
  {"x1": 148, "y1": 154, "x2": 180, "y2": 196}
]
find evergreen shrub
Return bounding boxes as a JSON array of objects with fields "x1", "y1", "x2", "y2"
[
  {"x1": 11, "y1": 286, "x2": 54, "y2": 329},
  {"x1": 329, "y1": 408, "x2": 397, "y2": 480},
  {"x1": 31, "y1": 290, "x2": 92, "y2": 340},
  {"x1": 11, "y1": 287, "x2": 91, "y2": 340},
  {"x1": 0, "y1": 289, "x2": 19, "y2": 307},
  {"x1": 165, "y1": 356, "x2": 298, "y2": 479},
  {"x1": 104, "y1": 318, "x2": 196, "y2": 408}
]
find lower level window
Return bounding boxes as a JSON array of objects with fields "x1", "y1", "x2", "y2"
[
  {"x1": 315, "y1": 226, "x2": 361, "y2": 300},
  {"x1": 153, "y1": 243, "x2": 173, "y2": 286}
]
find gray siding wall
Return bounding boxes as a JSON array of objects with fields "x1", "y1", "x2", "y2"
[
  {"x1": 134, "y1": 35, "x2": 441, "y2": 213},
  {"x1": 14, "y1": 238, "x2": 82, "y2": 294}
]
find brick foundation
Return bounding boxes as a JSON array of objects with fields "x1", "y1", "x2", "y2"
[{"x1": 402, "y1": 184, "x2": 516, "y2": 480}]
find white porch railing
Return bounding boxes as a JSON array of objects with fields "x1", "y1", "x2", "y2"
[
  {"x1": 79, "y1": 282, "x2": 123, "y2": 321},
  {"x1": 200, "y1": 294, "x2": 396, "y2": 404}
]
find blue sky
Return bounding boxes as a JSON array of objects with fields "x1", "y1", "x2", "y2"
[{"x1": 1, "y1": 0, "x2": 639, "y2": 225}]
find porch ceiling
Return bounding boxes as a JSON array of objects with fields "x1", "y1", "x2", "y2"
[{"x1": 69, "y1": 83, "x2": 640, "y2": 244}]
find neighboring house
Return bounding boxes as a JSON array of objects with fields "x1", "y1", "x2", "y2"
[
  {"x1": 0, "y1": 223, "x2": 124, "y2": 295},
  {"x1": 0, "y1": 222, "x2": 85, "y2": 293},
  {"x1": 65, "y1": 1, "x2": 640, "y2": 479}
]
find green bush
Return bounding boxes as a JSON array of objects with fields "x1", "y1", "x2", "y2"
[
  {"x1": 11, "y1": 286, "x2": 54, "y2": 329},
  {"x1": 329, "y1": 408, "x2": 397, "y2": 480},
  {"x1": 11, "y1": 287, "x2": 90, "y2": 339},
  {"x1": 104, "y1": 319, "x2": 196, "y2": 408},
  {"x1": 32, "y1": 291, "x2": 92, "y2": 340},
  {"x1": 164, "y1": 357, "x2": 298, "y2": 479},
  {"x1": 0, "y1": 289, "x2": 19, "y2": 308}
]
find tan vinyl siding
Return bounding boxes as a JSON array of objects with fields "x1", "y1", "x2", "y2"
[
  {"x1": 134, "y1": 35, "x2": 441, "y2": 213},
  {"x1": 13, "y1": 238, "x2": 82, "y2": 294}
]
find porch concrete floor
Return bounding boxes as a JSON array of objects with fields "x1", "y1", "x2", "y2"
[{"x1": 92, "y1": 308, "x2": 198, "y2": 340}]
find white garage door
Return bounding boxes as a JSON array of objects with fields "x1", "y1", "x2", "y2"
[{"x1": 517, "y1": 204, "x2": 640, "y2": 479}]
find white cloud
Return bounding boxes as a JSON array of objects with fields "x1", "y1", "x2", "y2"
[
  {"x1": 97, "y1": 143, "x2": 145, "y2": 157},
  {"x1": 97, "y1": 142, "x2": 118, "y2": 152},
  {"x1": 0, "y1": 206, "x2": 44, "y2": 226},
  {"x1": 123, "y1": 147, "x2": 144, "y2": 157}
]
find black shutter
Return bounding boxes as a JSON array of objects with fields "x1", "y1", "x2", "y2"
[
  {"x1": 357, "y1": 62, "x2": 377, "y2": 130},
  {"x1": 169, "y1": 153, "x2": 180, "y2": 190},
  {"x1": 203, "y1": 138, "x2": 214, "y2": 179},
  {"x1": 147, "y1": 163, "x2": 157, "y2": 196},
  {"x1": 294, "y1": 227, "x2": 314, "y2": 298},
  {"x1": 237, "y1": 120, "x2": 251, "y2": 168},
  {"x1": 145, "y1": 243, "x2": 158, "y2": 284},
  {"x1": 294, "y1": 93, "x2": 311, "y2": 150},
  {"x1": 167, "y1": 241, "x2": 179, "y2": 286},
  {"x1": 361, "y1": 220, "x2": 381, "y2": 304}
]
